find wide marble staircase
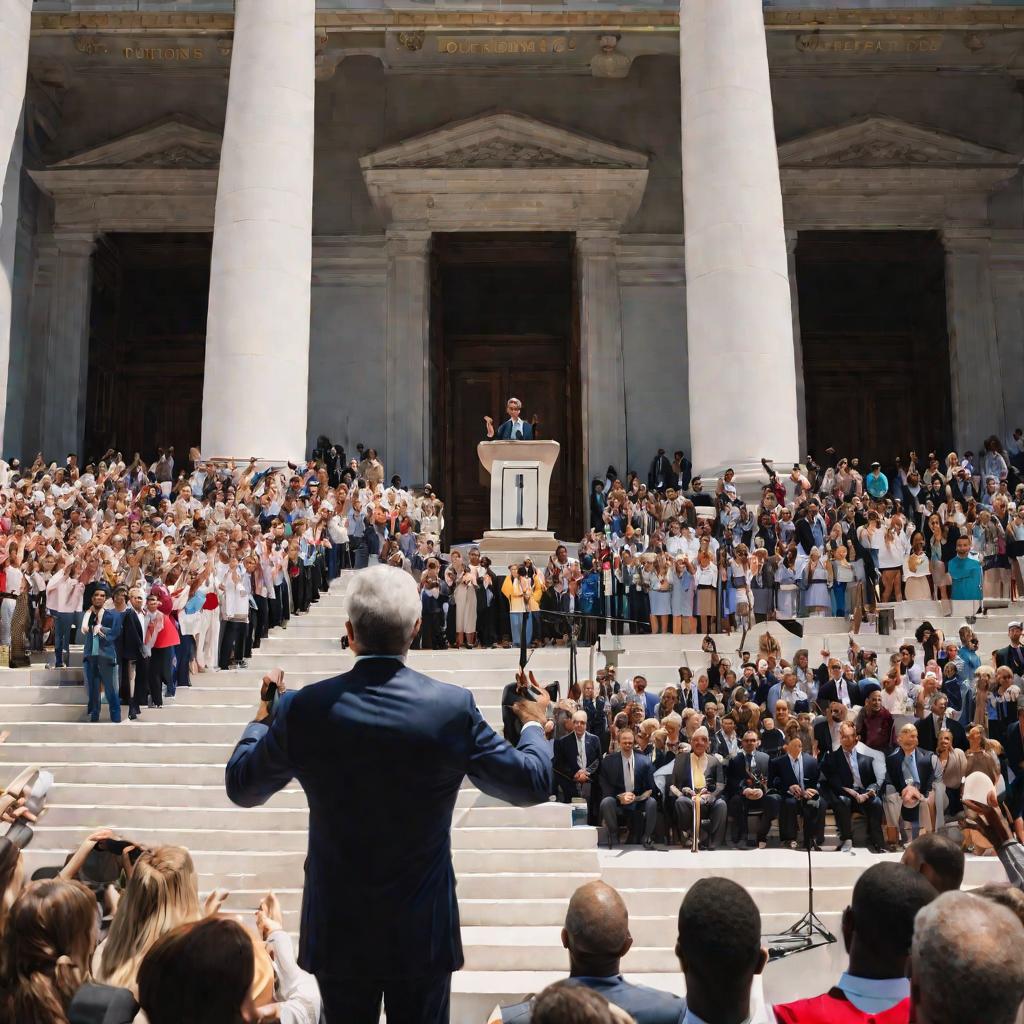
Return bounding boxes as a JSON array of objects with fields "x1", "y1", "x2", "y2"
[{"x1": 0, "y1": 574, "x2": 1009, "y2": 1022}]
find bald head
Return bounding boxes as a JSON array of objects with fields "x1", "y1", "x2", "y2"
[{"x1": 562, "y1": 881, "x2": 632, "y2": 969}]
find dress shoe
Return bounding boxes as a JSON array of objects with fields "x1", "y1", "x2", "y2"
[
  {"x1": 643, "y1": 837, "x2": 655, "y2": 850},
  {"x1": 679, "y1": 832, "x2": 692, "y2": 849},
  {"x1": 868, "y1": 843, "x2": 884, "y2": 855},
  {"x1": 811, "y1": 842, "x2": 823, "y2": 852}
]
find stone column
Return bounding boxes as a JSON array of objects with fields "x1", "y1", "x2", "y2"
[
  {"x1": 42, "y1": 233, "x2": 95, "y2": 458},
  {"x1": 0, "y1": 0, "x2": 32, "y2": 454},
  {"x1": 943, "y1": 228, "x2": 1005, "y2": 450},
  {"x1": 202, "y1": 0, "x2": 315, "y2": 462},
  {"x1": 680, "y1": 0, "x2": 799, "y2": 482},
  {"x1": 0, "y1": 0, "x2": 31, "y2": 232},
  {"x1": 578, "y1": 230, "x2": 627, "y2": 483},
  {"x1": 786, "y1": 229, "x2": 807, "y2": 455},
  {"x1": 384, "y1": 229, "x2": 431, "y2": 486}
]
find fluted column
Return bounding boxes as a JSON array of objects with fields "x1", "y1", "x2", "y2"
[
  {"x1": 201, "y1": 0, "x2": 315, "y2": 462},
  {"x1": 384, "y1": 228, "x2": 431, "y2": 486},
  {"x1": 680, "y1": 0, "x2": 799, "y2": 484},
  {"x1": 944, "y1": 228, "x2": 1005, "y2": 449},
  {"x1": 578, "y1": 230, "x2": 627, "y2": 482}
]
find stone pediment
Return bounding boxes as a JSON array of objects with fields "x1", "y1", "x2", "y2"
[
  {"x1": 778, "y1": 115, "x2": 1020, "y2": 169},
  {"x1": 360, "y1": 111, "x2": 648, "y2": 171},
  {"x1": 51, "y1": 115, "x2": 221, "y2": 170}
]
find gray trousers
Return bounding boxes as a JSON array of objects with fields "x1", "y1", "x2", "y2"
[
  {"x1": 599, "y1": 795, "x2": 656, "y2": 843},
  {"x1": 675, "y1": 795, "x2": 727, "y2": 848}
]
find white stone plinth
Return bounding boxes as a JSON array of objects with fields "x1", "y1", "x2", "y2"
[
  {"x1": 680, "y1": 0, "x2": 799, "y2": 474},
  {"x1": 478, "y1": 440, "x2": 560, "y2": 533},
  {"x1": 201, "y1": 0, "x2": 315, "y2": 463}
]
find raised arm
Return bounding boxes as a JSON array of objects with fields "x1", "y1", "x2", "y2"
[{"x1": 225, "y1": 674, "x2": 296, "y2": 808}]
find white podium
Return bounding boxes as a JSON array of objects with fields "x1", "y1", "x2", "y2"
[{"x1": 476, "y1": 440, "x2": 560, "y2": 561}]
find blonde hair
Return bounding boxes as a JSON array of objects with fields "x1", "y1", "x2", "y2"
[{"x1": 97, "y1": 846, "x2": 200, "y2": 992}]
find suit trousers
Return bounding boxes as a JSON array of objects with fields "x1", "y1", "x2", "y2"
[
  {"x1": 831, "y1": 791, "x2": 884, "y2": 847},
  {"x1": 675, "y1": 795, "x2": 727, "y2": 848},
  {"x1": 728, "y1": 793, "x2": 775, "y2": 843},
  {"x1": 317, "y1": 971, "x2": 450, "y2": 1024},
  {"x1": 84, "y1": 657, "x2": 121, "y2": 723},
  {"x1": 219, "y1": 620, "x2": 245, "y2": 670},
  {"x1": 147, "y1": 647, "x2": 172, "y2": 705},
  {"x1": 778, "y1": 795, "x2": 824, "y2": 844},
  {"x1": 600, "y1": 796, "x2": 656, "y2": 843}
]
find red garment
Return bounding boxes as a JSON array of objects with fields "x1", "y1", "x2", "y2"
[{"x1": 774, "y1": 991, "x2": 910, "y2": 1024}]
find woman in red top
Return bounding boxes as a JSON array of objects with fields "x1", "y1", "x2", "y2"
[{"x1": 144, "y1": 587, "x2": 180, "y2": 707}]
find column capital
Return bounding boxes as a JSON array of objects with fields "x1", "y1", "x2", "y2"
[
  {"x1": 941, "y1": 226, "x2": 993, "y2": 255},
  {"x1": 576, "y1": 229, "x2": 619, "y2": 258},
  {"x1": 52, "y1": 231, "x2": 96, "y2": 258},
  {"x1": 385, "y1": 228, "x2": 432, "y2": 258}
]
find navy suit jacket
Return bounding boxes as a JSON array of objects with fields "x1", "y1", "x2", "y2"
[
  {"x1": 820, "y1": 748, "x2": 880, "y2": 799},
  {"x1": 493, "y1": 419, "x2": 534, "y2": 441},
  {"x1": 554, "y1": 732, "x2": 602, "y2": 782},
  {"x1": 599, "y1": 751, "x2": 655, "y2": 800},
  {"x1": 885, "y1": 747, "x2": 937, "y2": 797},
  {"x1": 769, "y1": 752, "x2": 821, "y2": 795},
  {"x1": 80, "y1": 608, "x2": 123, "y2": 663},
  {"x1": 224, "y1": 658, "x2": 552, "y2": 979}
]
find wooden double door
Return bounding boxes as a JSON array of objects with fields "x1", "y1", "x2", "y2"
[
  {"x1": 431, "y1": 234, "x2": 582, "y2": 544},
  {"x1": 796, "y1": 231, "x2": 953, "y2": 467}
]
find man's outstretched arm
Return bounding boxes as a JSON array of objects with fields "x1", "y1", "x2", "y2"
[
  {"x1": 226, "y1": 672, "x2": 297, "y2": 808},
  {"x1": 466, "y1": 671, "x2": 552, "y2": 806}
]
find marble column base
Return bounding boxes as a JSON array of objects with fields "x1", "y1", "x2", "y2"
[
  {"x1": 477, "y1": 529, "x2": 559, "y2": 569},
  {"x1": 699, "y1": 459, "x2": 790, "y2": 505}
]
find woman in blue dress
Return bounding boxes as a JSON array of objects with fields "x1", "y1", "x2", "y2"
[
  {"x1": 670, "y1": 556, "x2": 695, "y2": 634},
  {"x1": 802, "y1": 546, "x2": 830, "y2": 616},
  {"x1": 775, "y1": 548, "x2": 800, "y2": 621}
]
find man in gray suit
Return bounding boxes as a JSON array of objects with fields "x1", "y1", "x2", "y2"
[{"x1": 669, "y1": 728, "x2": 727, "y2": 850}]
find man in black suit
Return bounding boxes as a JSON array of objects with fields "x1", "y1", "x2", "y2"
[
  {"x1": 726, "y1": 730, "x2": 776, "y2": 848},
  {"x1": 225, "y1": 565, "x2": 553, "y2": 1024},
  {"x1": 484, "y1": 396, "x2": 535, "y2": 441},
  {"x1": 994, "y1": 620, "x2": 1024, "y2": 677},
  {"x1": 554, "y1": 711, "x2": 602, "y2": 826},
  {"x1": 817, "y1": 662, "x2": 862, "y2": 710},
  {"x1": 669, "y1": 728, "x2": 727, "y2": 850},
  {"x1": 598, "y1": 728, "x2": 656, "y2": 849},
  {"x1": 1004, "y1": 698, "x2": 1024, "y2": 786},
  {"x1": 913, "y1": 694, "x2": 967, "y2": 753},
  {"x1": 813, "y1": 701, "x2": 850, "y2": 760},
  {"x1": 821, "y1": 722, "x2": 885, "y2": 853},
  {"x1": 119, "y1": 587, "x2": 149, "y2": 721},
  {"x1": 770, "y1": 735, "x2": 824, "y2": 850},
  {"x1": 884, "y1": 723, "x2": 939, "y2": 845},
  {"x1": 648, "y1": 449, "x2": 673, "y2": 492}
]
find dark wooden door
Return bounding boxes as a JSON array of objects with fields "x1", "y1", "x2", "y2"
[
  {"x1": 797, "y1": 231, "x2": 952, "y2": 467},
  {"x1": 433, "y1": 234, "x2": 581, "y2": 544}
]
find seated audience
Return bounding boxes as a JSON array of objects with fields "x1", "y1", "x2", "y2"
[
  {"x1": 821, "y1": 722, "x2": 885, "y2": 853},
  {"x1": 901, "y1": 833, "x2": 965, "y2": 893}
]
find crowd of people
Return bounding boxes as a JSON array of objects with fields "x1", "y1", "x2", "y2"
[
  {"x1": 519, "y1": 619, "x2": 1024, "y2": 854},
  {"x1": 0, "y1": 439, "x2": 448, "y2": 717},
  {"x1": 578, "y1": 437, "x2": 1024, "y2": 635},
  {"x1": 2, "y1": 794, "x2": 1024, "y2": 1024}
]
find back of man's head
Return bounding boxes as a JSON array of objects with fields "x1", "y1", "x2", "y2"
[
  {"x1": 532, "y1": 982, "x2": 623, "y2": 1024},
  {"x1": 563, "y1": 881, "x2": 631, "y2": 968},
  {"x1": 846, "y1": 862, "x2": 937, "y2": 970},
  {"x1": 345, "y1": 564, "x2": 421, "y2": 655},
  {"x1": 677, "y1": 878, "x2": 763, "y2": 1016},
  {"x1": 902, "y1": 832, "x2": 965, "y2": 893},
  {"x1": 912, "y1": 891, "x2": 1024, "y2": 1024}
]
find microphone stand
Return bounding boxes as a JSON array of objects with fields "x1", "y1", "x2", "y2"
[{"x1": 763, "y1": 794, "x2": 836, "y2": 961}]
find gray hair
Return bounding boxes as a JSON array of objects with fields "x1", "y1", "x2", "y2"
[
  {"x1": 912, "y1": 891, "x2": 1024, "y2": 1024},
  {"x1": 345, "y1": 565, "x2": 421, "y2": 655}
]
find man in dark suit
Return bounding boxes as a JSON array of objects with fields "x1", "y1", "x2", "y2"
[
  {"x1": 821, "y1": 722, "x2": 885, "y2": 853},
  {"x1": 225, "y1": 565, "x2": 553, "y2": 1024},
  {"x1": 913, "y1": 694, "x2": 967, "y2": 753},
  {"x1": 884, "y1": 723, "x2": 939, "y2": 845},
  {"x1": 554, "y1": 711, "x2": 602, "y2": 826},
  {"x1": 648, "y1": 449, "x2": 673, "y2": 492},
  {"x1": 598, "y1": 727, "x2": 656, "y2": 849},
  {"x1": 499, "y1": 881, "x2": 684, "y2": 1024},
  {"x1": 770, "y1": 735, "x2": 824, "y2": 850},
  {"x1": 628, "y1": 675, "x2": 659, "y2": 719},
  {"x1": 119, "y1": 587, "x2": 149, "y2": 720},
  {"x1": 484, "y1": 396, "x2": 535, "y2": 441},
  {"x1": 816, "y1": 662, "x2": 862, "y2": 711},
  {"x1": 80, "y1": 585, "x2": 123, "y2": 724},
  {"x1": 812, "y1": 701, "x2": 850, "y2": 760},
  {"x1": 726, "y1": 730, "x2": 776, "y2": 848},
  {"x1": 994, "y1": 621, "x2": 1024, "y2": 677},
  {"x1": 669, "y1": 729, "x2": 727, "y2": 850}
]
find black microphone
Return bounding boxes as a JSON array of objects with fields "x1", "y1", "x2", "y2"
[{"x1": 514, "y1": 429, "x2": 522, "y2": 441}]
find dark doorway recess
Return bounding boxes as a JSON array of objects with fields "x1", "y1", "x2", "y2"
[
  {"x1": 430, "y1": 232, "x2": 582, "y2": 544},
  {"x1": 86, "y1": 232, "x2": 211, "y2": 463},
  {"x1": 796, "y1": 230, "x2": 952, "y2": 468}
]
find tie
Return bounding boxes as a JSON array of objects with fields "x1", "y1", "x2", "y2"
[
  {"x1": 625, "y1": 757, "x2": 633, "y2": 791},
  {"x1": 793, "y1": 758, "x2": 803, "y2": 787},
  {"x1": 577, "y1": 738, "x2": 585, "y2": 770},
  {"x1": 746, "y1": 754, "x2": 753, "y2": 774},
  {"x1": 847, "y1": 751, "x2": 862, "y2": 789},
  {"x1": 691, "y1": 755, "x2": 706, "y2": 790}
]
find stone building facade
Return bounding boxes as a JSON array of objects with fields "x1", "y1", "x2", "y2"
[{"x1": 2, "y1": 1, "x2": 1024, "y2": 539}]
